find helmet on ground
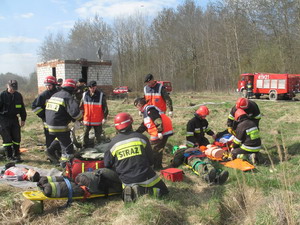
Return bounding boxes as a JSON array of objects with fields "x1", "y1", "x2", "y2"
[
  {"x1": 44, "y1": 76, "x2": 57, "y2": 85},
  {"x1": 114, "y1": 112, "x2": 133, "y2": 131},
  {"x1": 234, "y1": 109, "x2": 247, "y2": 121},
  {"x1": 62, "y1": 79, "x2": 76, "y2": 89},
  {"x1": 236, "y1": 97, "x2": 249, "y2": 109},
  {"x1": 195, "y1": 105, "x2": 209, "y2": 118}
]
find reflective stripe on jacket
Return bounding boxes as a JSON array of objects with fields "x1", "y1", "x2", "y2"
[
  {"x1": 142, "y1": 105, "x2": 173, "y2": 141},
  {"x1": 104, "y1": 131, "x2": 157, "y2": 184},
  {"x1": 144, "y1": 82, "x2": 167, "y2": 112},
  {"x1": 45, "y1": 89, "x2": 82, "y2": 133},
  {"x1": 82, "y1": 90, "x2": 104, "y2": 126},
  {"x1": 233, "y1": 118, "x2": 261, "y2": 152}
]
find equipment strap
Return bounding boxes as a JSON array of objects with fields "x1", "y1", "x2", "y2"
[{"x1": 63, "y1": 177, "x2": 73, "y2": 207}]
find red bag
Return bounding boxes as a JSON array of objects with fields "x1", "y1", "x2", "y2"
[{"x1": 66, "y1": 158, "x2": 105, "y2": 180}]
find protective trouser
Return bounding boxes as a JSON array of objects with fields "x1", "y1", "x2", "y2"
[
  {"x1": 46, "y1": 139, "x2": 61, "y2": 164},
  {"x1": 231, "y1": 147, "x2": 253, "y2": 159},
  {"x1": 151, "y1": 135, "x2": 169, "y2": 170},
  {"x1": 0, "y1": 117, "x2": 21, "y2": 158},
  {"x1": 197, "y1": 137, "x2": 210, "y2": 147},
  {"x1": 123, "y1": 179, "x2": 169, "y2": 202},
  {"x1": 83, "y1": 125, "x2": 103, "y2": 148},
  {"x1": 44, "y1": 126, "x2": 53, "y2": 148},
  {"x1": 49, "y1": 131, "x2": 74, "y2": 159}
]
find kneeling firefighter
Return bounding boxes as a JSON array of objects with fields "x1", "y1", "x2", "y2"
[{"x1": 104, "y1": 112, "x2": 169, "y2": 202}]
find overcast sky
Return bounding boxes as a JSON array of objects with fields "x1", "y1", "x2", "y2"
[{"x1": 0, "y1": 0, "x2": 209, "y2": 77}]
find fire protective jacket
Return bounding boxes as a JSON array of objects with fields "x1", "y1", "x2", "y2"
[
  {"x1": 0, "y1": 90, "x2": 27, "y2": 121},
  {"x1": 136, "y1": 105, "x2": 173, "y2": 142},
  {"x1": 227, "y1": 100, "x2": 261, "y2": 128},
  {"x1": 232, "y1": 116, "x2": 261, "y2": 152},
  {"x1": 82, "y1": 90, "x2": 108, "y2": 126},
  {"x1": 186, "y1": 116, "x2": 214, "y2": 147},
  {"x1": 104, "y1": 131, "x2": 161, "y2": 186},
  {"x1": 32, "y1": 88, "x2": 58, "y2": 122},
  {"x1": 144, "y1": 82, "x2": 173, "y2": 113},
  {"x1": 45, "y1": 89, "x2": 82, "y2": 133}
]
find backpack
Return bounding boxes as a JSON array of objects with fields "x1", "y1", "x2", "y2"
[{"x1": 65, "y1": 158, "x2": 105, "y2": 180}]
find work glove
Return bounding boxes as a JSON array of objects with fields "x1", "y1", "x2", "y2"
[
  {"x1": 102, "y1": 119, "x2": 106, "y2": 125},
  {"x1": 227, "y1": 127, "x2": 236, "y2": 136},
  {"x1": 158, "y1": 133, "x2": 163, "y2": 140},
  {"x1": 168, "y1": 111, "x2": 173, "y2": 118}
]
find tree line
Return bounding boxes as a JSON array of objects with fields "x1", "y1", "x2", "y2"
[{"x1": 38, "y1": 0, "x2": 300, "y2": 92}]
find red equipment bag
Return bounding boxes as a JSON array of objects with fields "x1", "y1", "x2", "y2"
[{"x1": 65, "y1": 158, "x2": 105, "y2": 180}]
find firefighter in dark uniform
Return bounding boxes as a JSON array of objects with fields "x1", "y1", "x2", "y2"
[
  {"x1": 227, "y1": 97, "x2": 261, "y2": 136},
  {"x1": 45, "y1": 79, "x2": 82, "y2": 167},
  {"x1": 231, "y1": 109, "x2": 261, "y2": 163},
  {"x1": 0, "y1": 80, "x2": 27, "y2": 162},
  {"x1": 144, "y1": 74, "x2": 173, "y2": 117},
  {"x1": 186, "y1": 105, "x2": 216, "y2": 148},
  {"x1": 134, "y1": 97, "x2": 173, "y2": 170},
  {"x1": 104, "y1": 112, "x2": 169, "y2": 202},
  {"x1": 81, "y1": 80, "x2": 108, "y2": 148},
  {"x1": 75, "y1": 78, "x2": 88, "y2": 103},
  {"x1": 246, "y1": 80, "x2": 253, "y2": 98},
  {"x1": 32, "y1": 76, "x2": 58, "y2": 148}
]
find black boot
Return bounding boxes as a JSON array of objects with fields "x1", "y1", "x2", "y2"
[
  {"x1": 214, "y1": 170, "x2": 229, "y2": 185},
  {"x1": 4, "y1": 146, "x2": 14, "y2": 161}
]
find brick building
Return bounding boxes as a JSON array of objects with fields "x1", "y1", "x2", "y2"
[{"x1": 36, "y1": 58, "x2": 113, "y2": 95}]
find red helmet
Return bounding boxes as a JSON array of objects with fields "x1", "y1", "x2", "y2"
[
  {"x1": 44, "y1": 76, "x2": 57, "y2": 85},
  {"x1": 114, "y1": 112, "x2": 133, "y2": 131},
  {"x1": 236, "y1": 97, "x2": 249, "y2": 109},
  {"x1": 62, "y1": 79, "x2": 76, "y2": 88},
  {"x1": 196, "y1": 105, "x2": 209, "y2": 117},
  {"x1": 234, "y1": 109, "x2": 247, "y2": 121}
]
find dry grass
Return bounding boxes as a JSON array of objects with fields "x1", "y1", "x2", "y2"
[{"x1": 1, "y1": 91, "x2": 300, "y2": 224}]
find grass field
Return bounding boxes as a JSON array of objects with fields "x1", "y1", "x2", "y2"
[{"x1": 1, "y1": 91, "x2": 300, "y2": 225}]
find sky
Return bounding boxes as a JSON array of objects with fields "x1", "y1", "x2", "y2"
[{"x1": 0, "y1": 0, "x2": 209, "y2": 77}]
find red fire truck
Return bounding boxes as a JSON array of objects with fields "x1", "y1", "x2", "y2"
[{"x1": 237, "y1": 73, "x2": 300, "y2": 100}]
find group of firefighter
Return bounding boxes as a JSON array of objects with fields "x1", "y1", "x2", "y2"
[{"x1": 0, "y1": 73, "x2": 262, "y2": 202}]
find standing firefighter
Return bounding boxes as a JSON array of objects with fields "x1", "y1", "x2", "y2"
[
  {"x1": 227, "y1": 97, "x2": 261, "y2": 136},
  {"x1": 75, "y1": 78, "x2": 88, "y2": 103},
  {"x1": 0, "y1": 80, "x2": 26, "y2": 162},
  {"x1": 143, "y1": 74, "x2": 173, "y2": 116},
  {"x1": 45, "y1": 79, "x2": 82, "y2": 167},
  {"x1": 186, "y1": 105, "x2": 216, "y2": 148},
  {"x1": 134, "y1": 98, "x2": 173, "y2": 170},
  {"x1": 81, "y1": 81, "x2": 108, "y2": 148},
  {"x1": 32, "y1": 76, "x2": 58, "y2": 148},
  {"x1": 231, "y1": 109, "x2": 261, "y2": 163},
  {"x1": 104, "y1": 112, "x2": 169, "y2": 202},
  {"x1": 246, "y1": 80, "x2": 253, "y2": 99}
]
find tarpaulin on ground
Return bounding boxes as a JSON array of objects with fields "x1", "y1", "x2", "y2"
[{"x1": 0, "y1": 164, "x2": 62, "y2": 189}]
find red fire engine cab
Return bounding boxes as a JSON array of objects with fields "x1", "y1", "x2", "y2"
[{"x1": 238, "y1": 73, "x2": 300, "y2": 100}]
